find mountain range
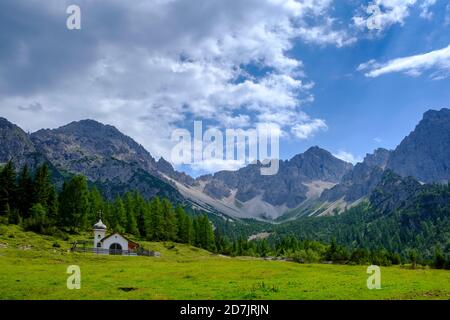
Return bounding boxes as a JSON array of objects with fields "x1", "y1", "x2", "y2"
[{"x1": 1, "y1": 108, "x2": 449, "y2": 223}]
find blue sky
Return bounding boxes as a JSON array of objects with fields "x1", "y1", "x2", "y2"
[
  {"x1": 282, "y1": 3, "x2": 450, "y2": 164},
  {"x1": 0, "y1": 0, "x2": 449, "y2": 176}
]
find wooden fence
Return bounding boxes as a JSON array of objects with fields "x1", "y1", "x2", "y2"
[{"x1": 71, "y1": 242, "x2": 156, "y2": 256}]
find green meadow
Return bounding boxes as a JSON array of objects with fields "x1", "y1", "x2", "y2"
[{"x1": 0, "y1": 225, "x2": 449, "y2": 300}]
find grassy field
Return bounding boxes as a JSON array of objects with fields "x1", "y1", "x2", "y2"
[{"x1": 0, "y1": 224, "x2": 449, "y2": 300}]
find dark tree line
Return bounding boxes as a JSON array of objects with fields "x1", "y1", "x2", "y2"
[
  {"x1": 273, "y1": 182, "x2": 450, "y2": 269},
  {"x1": 0, "y1": 161, "x2": 216, "y2": 251},
  {"x1": 1, "y1": 161, "x2": 448, "y2": 268}
]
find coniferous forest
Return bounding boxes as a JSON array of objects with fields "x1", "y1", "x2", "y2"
[{"x1": 1, "y1": 161, "x2": 449, "y2": 269}]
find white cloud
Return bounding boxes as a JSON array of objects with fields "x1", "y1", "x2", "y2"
[
  {"x1": 420, "y1": 0, "x2": 437, "y2": 19},
  {"x1": 190, "y1": 158, "x2": 247, "y2": 174},
  {"x1": 291, "y1": 118, "x2": 328, "y2": 140},
  {"x1": 374, "y1": 137, "x2": 383, "y2": 143},
  {"x1": 358, "y1": 44, "x2": 450, "y2": 79},
  {"x1": 333, "y1": 150, "x2": 362, "y2": 164},
  {"x1": 295, "y1": 17, "x2": 357, "y2": 47},
  {"x1": 353, "y1": 0, "x2": 440, "y2": 32},
  {"x1": 353, "y1": 0, "x2": 417, "y2": 32},
  {"x1": 1, "y1": 0, "x2": 349, "y2": 174}
]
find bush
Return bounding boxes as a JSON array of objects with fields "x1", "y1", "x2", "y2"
[
  {"x1": 23, "y1": 204, "x2": 52, "y2": 235},
  {"x1": 434, "y1": 249, "x2": 446, "y2": 269}
]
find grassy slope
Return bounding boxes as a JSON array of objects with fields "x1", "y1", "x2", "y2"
[{"x1": 0, "y1": 225, "x2": 449, "y2": 300}]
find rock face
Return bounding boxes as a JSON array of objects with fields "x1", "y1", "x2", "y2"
[
  {"x1": 0, "y1": 117, "x2": 36, "y2": 166},
  {"x1": 30, "y1": 119, "x2": 157, "y2": 181},
  {"x1": 320, "y1": 149, "x2": 390, "y2": 203},
  {"x1": 156, "y1": 157, "x2": 197, "y2": 186},
  {"x1": 363, "y1": 148, "x2": 391, "y2": 169},
  {"x1": 1, "y1": 107, "x2": 449, "y2": 221},
  {"x1": 320, "y1": 107, "x2": 450, "y2": 207},
  {"x1": 198, "y1": 146, "x2": 353, "y2": 208},
  {"x1": 369, "y1": 170, "x2": 423, "y2": 215},
  {"x1": 0, "y1": 118, "x2": 182, "y2": 201},
  {"x1": 387, "y1": 108, "x2": 450, "y2": 183}
]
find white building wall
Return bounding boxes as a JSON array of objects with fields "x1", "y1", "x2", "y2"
[
  {"x1": 93, "y1": 229, "x2": 106, "y2": 248},
  {"x1": 101, "y1": 233, "x2": 129, "y2": 253}
]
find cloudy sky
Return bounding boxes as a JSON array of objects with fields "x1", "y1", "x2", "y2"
[{"x1": 1, "y1": 0, "x2": 449, "y2": 175}]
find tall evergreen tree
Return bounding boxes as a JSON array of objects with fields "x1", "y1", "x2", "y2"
[
  {"x1": 87, "y1": 186, "x2": 104, "y2": 225},
  {"x1": 0, "y1": 161, "x2": 17, "y2": 216},
  {"x1": 161, "y1": 198, "x2": 177, "y2": 241},
  {"x1": 175, "y1": 206, "x2": 193, "y2": 244},
  {"x1": 111, "y1": 196, "x2": 127, "y2": 233},
  {"x1": 133, "y1": 191, "x2": 148, "y2": 237},
  {"x1": 24, "y1": 203, "x2": 50, "y2": 234},
  {"x1": 17, "y1": 165, "x2": 33, "y2": 218},
  {"x1": 58, "y1": 176, "x2": 89, "y2": 230},
  {"x1": 194, "y1": 215, "x2": 216, "y2": 251},
  {"x1": 147, "y1": 197, "x2": 164, "y2": 241},
  {"x1": 32, "y1": 164, "x2": 53, "y2": 209},
  {"x1": 123, "y1": 192, "x2": 138, "y2": 235},
  {"x1": 46, "y1": 185, "x2": 59, "y2": 225}
]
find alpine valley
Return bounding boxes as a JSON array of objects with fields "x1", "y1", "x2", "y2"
[{"x1": 1, "y1": 108, "x2": 450, "y2": 259}]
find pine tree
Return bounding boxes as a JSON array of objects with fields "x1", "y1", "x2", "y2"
[
  {"x1": 87, "y1": 186, "x2": 104, "y2": 225},
  {"x1": 133, "y1": 191, "x2": 148, "y2": 237},
  {"x1": 161, "y1": 198, "x2": 177, "y2": 241},
  {"x1": 17, "y1": 165, "x2": 34, "y2": 218},
  {"x1": 175, "y1": 206, "x2": 193, "y2": 244},
  {"x1": 193, "y1": 216, "x2": 200, "y2": 247},
  {"x1": 0, "y1": 161, "x2": 17, "y2": 216},
  {"x1": 58, "y1": 176, "x2": 89, "y2": 230},
  {"x1": 32, "y1": 164, "x2": 53, "y2": 210},
  {"x1": 111, "y1": 197, "x2": 127, "y2": 233},
  {"x1": 146, "y1": 197, "x2": 164, "y2": 241},
  {"x1": 24, "y1": 203, "x2": 50, "y2": 234},
  {"x1": 194, "y1": 215, "x2": 216, "y2": 251},
  {"x1": 434, "y1": 247, "x2": 445, "y2": 269},
  {"x1": 257, "y1": 239, "x2": 270, "y2": 257},
  {"x1": 46, "y1": 185, "x2": 59, "y2": 225},
  {"x1": 409, "y1": 249, "x2": 418, "y2": 269},
  {"x1": 123, "y1": 192, "x2": 138, "y2": 235},
  {"x1": 214, "y1": 228, "x2": 227, "y2": 253}
]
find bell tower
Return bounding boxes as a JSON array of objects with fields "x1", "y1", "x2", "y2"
[{"x1": 93, "y1": 219, "x2": 107, "y2": 248}]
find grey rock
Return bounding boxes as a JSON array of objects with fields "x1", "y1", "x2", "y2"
[
  {"x1": 198, "y1": 146, "x2": 352, "y2": 208},
  {"x1": 156, "y1": 157, "x2": 197, "y2": 186},
  {"x1": 387, "y1": 108, "x2": 450, "y2": 183},
  {"x1": 363, "y1": 148, "x2": 391, "y2": 169},
  {"x1": 0, "y1": 117, "x2": 36, "y2": 167}
]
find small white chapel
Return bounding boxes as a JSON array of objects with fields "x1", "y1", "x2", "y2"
[{"x1": 93, "y1": 219, "x2": 139, "y2": 255}]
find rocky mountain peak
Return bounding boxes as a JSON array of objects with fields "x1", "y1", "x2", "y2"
[
  {"x1": 156, "y1": 157, "x2": 196, "y2": 186},
  {"x1": 30, "y1": 119, "x2": 157, "y2": 181},
  {"x1": 0, "y1": 118, "x2": 36, "y2": 166},
  {"x1": 156, "y1": 157, "x2": 174, "y2": 173},
  {"x1": 0, "y1": 117, "x2": 14, "y2": 128},
  {"x1": 422, "y1": 108, "x2": 450, "y2": 122},
  {"x1": 290, "y1": 146, "x2": 353, "y2": 182},
  {"x1": 363, "y1": 148, "x2": 391, "y2": 169},
  {"x1": 387, "y1": 108, "x2": 450, "y2": 183}
]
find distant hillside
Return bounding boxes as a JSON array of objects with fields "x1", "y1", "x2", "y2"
[
  {"x1": 387, "y1": 108, "x2": 450, "y2": 183},
  {"x1": 275, "y1": 170, "x2": 450, "y2": 260},
  {"x1": 0, "y1": 118, "x2": 183, "y2": 202},
  {"x1": 1, "y1": 108, "x2": 449, "y2": 222}
]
